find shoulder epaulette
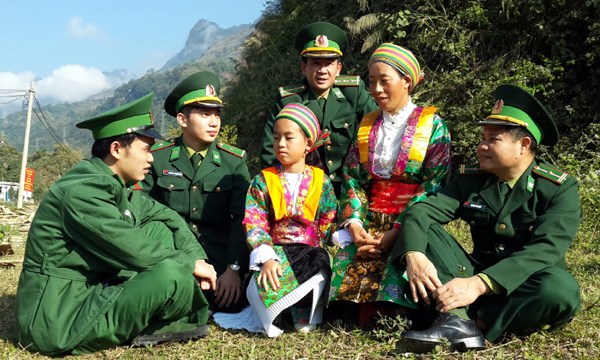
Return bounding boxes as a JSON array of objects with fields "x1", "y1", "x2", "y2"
[
  {"x1": 532, "y1": 163, "x2": 568, "y2": 184},
  {"x1": 278, "y1": 84, "x2": 307, "y2": 98},
  {"x1": 151, "y1": 140, "x2": 175, "y2": 152},
  {"x1": 334, "y1": 75, "x2": 360, "y2": 87},
  {"x1": 217, "y1": 143, "x2": 246, "y2": 158},
  {"x1": 459, "y1": 164, "x2": 486, "y2": 175}
]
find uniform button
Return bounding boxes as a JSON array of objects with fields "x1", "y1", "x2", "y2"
[
  {"x1": 528, "y1": 225, "x2": 533, "y2": 231},
  {"x1": 191, "y1": 224, "x2": 198, "y2": 231},
  {"x1": 192, "y1": 207, "x2": 198, "y2": 213},
  {"x1": 192, "y1": 185, "x2": 198, "y2": 192},
  {"x1": 216, "y1": 186, "x2": 221, "y2": 193},
  {"x1": 168, "y1": 184, "x2": 174, "y2": 190},
  {"x1": 498, "y1": 223, "x2": 506, "y2": 231},
  {"x1": 330, "y1": 174, "x2": 335, "y2": 180},
  {"x1": 498, "y1": 244, "x2": 505, "y2": 251},
  {"x1": 327, "y1": 160, "x2": 333, "y2": 166},
  {"x1": 344, "y1": 123, "x2": 349, "y2": 128},
  {"x1": 326, "y1": 145, "x2": 332, "y2": 151},
  {"x1": 469, "y1": 221, "x2": 475, "y2": 226},
  {"x1": 457, "y1": 265, "x2": 466, "y2": 272}
]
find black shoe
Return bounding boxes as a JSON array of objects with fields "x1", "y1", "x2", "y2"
[
  {"x1": 131, "y1": 323, "x2": 210, "y2": 347},
  {"x1": 400, "y1": 313, "x2": 486, "y2": 353}
]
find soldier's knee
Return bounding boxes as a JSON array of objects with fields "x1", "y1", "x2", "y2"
[
  {"x1": 534, "y1": 269, "x2": 580, "y2": 315},
  {"x1": 148, "y1": 260, "x2": 194, "y2": 291}
]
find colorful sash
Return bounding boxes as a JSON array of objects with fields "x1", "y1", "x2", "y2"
[
  {"x1": 261, "y1": 166, "x2": 324, "y2": 222},
  {"x1": 357, "y1": 106, "x2": 437, "y2": 175},
  {"x1": 368, "y1": 181, "x2": 420, "y2": 214}
]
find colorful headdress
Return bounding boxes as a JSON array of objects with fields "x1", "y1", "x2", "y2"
[
  {"x1": 274, "y1": 103, "x2": 330, "y2": 152},
  {"x1": 369, "y1": 43, "x2": 424, "y2": 91}
]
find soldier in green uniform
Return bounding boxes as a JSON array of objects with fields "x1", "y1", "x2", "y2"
[
  {"x1": 391, "y1": 85, "x2": 581, "y2": 352},
  {"x1": 142, "y1": 71, "x2": 251, "y2": 313},
  {"x1": 16, "y1": 93, "x2": 217, "y2": 355},
  {"x1": 260, "y1": 21, "x2": 378, "y2": 196}
]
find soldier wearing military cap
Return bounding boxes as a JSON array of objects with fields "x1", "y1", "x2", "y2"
[
  {"x1": 260, "y1": 21, "x2": 378, "y2": 196},
  {"x1": 142, "y1": 71, "x2": 251, "y2": 313},
  {"x1": 16, "y1": 93, "x2": 217, "y2": 355},
  {"x1": 391, "y1": 85, "x2": 581, "y2": 353}
]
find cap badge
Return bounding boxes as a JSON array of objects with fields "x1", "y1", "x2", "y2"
[
  {"x1": 315, "y1": 35, "x2": 329, "y2": 47},
  {"x1": 491, "y1": 99, "x2": 504, "y2": 114},
  {"x1": 205, "y1": 85, "x2": 216, "y2": 97}
]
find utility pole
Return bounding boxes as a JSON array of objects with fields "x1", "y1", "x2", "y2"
[{"x1": 17, "y1": 82, "x2": 34, "y2": 209}]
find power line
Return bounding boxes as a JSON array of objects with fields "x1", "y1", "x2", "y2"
[{"x1": 30, "y1": 94, "x2": 79, "y2": 161}]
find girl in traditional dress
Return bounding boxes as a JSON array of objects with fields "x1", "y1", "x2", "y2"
[
  {"x1": 328, "y1": 43, "x2": 452, "y2": 324},
  {"x1": 244, "y1": 103, "x2": 337, "y2": 337}
]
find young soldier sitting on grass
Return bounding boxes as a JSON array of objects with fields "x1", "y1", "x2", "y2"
[{"x1": 16, "y1": 93, "x2": 216, "y2": 355}]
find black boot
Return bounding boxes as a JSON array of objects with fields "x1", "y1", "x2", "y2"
[
  {"x1": 400, "y1": 313, "x2": 486, "y2": 353},
  {"x1": 131, "y1": 321, "x2": 210, "y2": 347}
]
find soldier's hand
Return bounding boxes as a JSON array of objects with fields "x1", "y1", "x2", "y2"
[
  {"x1": 193, "y1": 260, "x2": 217, "y2": 290},
  {"x1": 405, "y1": 252, "x2": 442, "y2": 305},
  {"x1": 375, "y1": 228, "x2": 399, "y2": 252},
  {"x1": 433, "y1": 276, "x2": 489, "y2": 312},
  {"x1": 215, "y1": 268, "x2": 242, "y2": 308},
  {"x1": 257, "y1": 260, "x2": 282, "y2": 291}
]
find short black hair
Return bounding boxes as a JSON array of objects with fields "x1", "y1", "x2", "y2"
[
  {"x1": 180, "y1": 105, "x2": 221, "y2": 118},
  {"x1": 507, "y1": 126, "x2": 538, "y2": 153},
  {"x1": 91, "y1": 133, "x2": 138, "y2": 158}
]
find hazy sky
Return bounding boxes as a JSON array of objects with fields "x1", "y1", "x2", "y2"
[{"x1": 0, "y1": 0, "x2": 266, "y2": 109}]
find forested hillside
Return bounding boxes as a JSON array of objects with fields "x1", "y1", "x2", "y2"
[
  {"x1": 2, "y1": 0, "x2": 599, "y2": 203},
  {"x1": 224, "y1": 0, "x2": 600, "y2": 177}
]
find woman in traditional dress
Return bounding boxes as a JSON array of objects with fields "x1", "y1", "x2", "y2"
[
  {"x1": 244, "y1": 103, "x2": 337, "y2": 337},
  {"x1": 328, "y1": 43, "x2": 452, "y2": 324}
]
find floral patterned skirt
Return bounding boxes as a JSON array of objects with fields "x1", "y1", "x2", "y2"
[{"x1": 329, "y1": 212, "x2": 415, "y2": 308}]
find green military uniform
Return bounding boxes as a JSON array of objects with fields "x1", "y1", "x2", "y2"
[
  {"x1": 394, "y1": 85, "x2": 581, "y2": 343},
  {"x1": 142, "y1": 137, "x2": 251, "y2": 275},
  {"x1": 141, "y1": 71, "x2": 251, "y2": 312},
  {"x1": 16, "y1": 94, "x2": 210, "y2": 355},
  {"x1": 260, "y1": 22, "x2": 378, "y2": 195}
]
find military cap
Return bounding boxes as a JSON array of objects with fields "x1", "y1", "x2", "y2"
[
  {"x1": 294, "y1": 22, "x2": 348, "y2": 58},
  {"x1": 479, "y1": 84, "x2": 558, "y2": 146},
  {"x1": 164, "y1": 71, "x2": 223, "y2": 116},
  {"x1": 76, "y1": 92, "x2": 163, "y2": 140}
]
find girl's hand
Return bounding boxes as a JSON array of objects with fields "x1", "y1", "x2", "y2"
[{"x1": 257, "y1": 259, "x2": 282, "y2": 290}]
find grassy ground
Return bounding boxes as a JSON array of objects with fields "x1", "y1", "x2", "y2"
[{"x1": 0, "y1": 217, "x2": 598, "y2": 359}]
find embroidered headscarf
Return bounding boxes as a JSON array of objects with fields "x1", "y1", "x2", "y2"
[
  {"x1": 274, "y1": 103, "x2": 330, "y2": 152},
  {"x1": 368, "y1": 43, "x2": 424, "y2": 92}
]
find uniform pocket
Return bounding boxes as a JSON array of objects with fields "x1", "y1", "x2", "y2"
[{"x1": 155, "y1": 177, "x2": 188, "y2": 212}]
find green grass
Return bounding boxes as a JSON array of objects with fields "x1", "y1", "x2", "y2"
[{"x1": 1, "y1": 219, "x2": 598, "y2": 360}]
